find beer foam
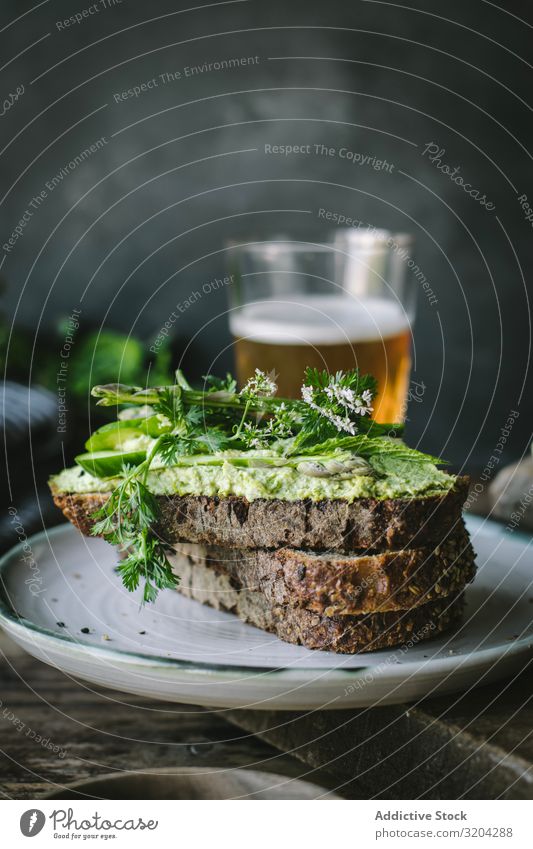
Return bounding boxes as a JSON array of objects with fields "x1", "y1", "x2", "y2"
[{"x1": 230, "y1": 296, "x2": 410, "y2": 345}]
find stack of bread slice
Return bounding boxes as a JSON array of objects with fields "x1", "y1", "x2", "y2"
[{"x1": 55, "y1": 479, "x2": 475, "y2": 653}]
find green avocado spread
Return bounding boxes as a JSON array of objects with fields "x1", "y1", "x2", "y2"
[{"x1": 50, "y1": 450, "x2": 455, "y2": 502}]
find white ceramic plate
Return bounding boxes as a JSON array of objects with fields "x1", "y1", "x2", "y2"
[{"x1": 0, "y1": 517, "x2": 532, "y2": 709}]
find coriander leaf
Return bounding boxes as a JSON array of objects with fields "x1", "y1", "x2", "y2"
[
  {"x1": 194, "y1": 428, "x2": 231, "y2": 452},
  {"x1": 154, "y1": 386, "x2": 184, "y2": 425},
  {"x1": 185, "y1": 405, "x2": 203, "y2": 428}
]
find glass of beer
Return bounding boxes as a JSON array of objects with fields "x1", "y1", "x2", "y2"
[{"x1": 227, "y1": 232, "x2": 415, "y2": 422}]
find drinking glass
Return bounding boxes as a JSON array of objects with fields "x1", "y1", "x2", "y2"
[{"x1": 227, "y1": 232, "x2": 416, "y2": 423}]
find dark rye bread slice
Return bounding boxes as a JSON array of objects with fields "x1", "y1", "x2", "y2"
[
  {"x1": 173, "y1": 550, "x2": 465, "y2": 652},
  {"x1": 51, "y1": 476, "x2": 469, "y2": 552},
  {"x1": 169, "y1": 526, "x2": 476, "y2": 616}
]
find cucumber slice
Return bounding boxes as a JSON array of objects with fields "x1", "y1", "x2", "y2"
[{"x1": 75, "y1": 450, "x2": 146, "y2": 478}]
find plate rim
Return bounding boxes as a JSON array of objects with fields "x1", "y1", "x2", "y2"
[{"x1": 0, "y1": 519, "x2": 532, "y2": 683}]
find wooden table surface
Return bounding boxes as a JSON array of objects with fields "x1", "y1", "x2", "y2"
[
  {"x1": 1, "y1": 507, "x2": 533, "y2": 799},
  {"x1": 0, "y1": 630, "x2": 339, "y2": 799}
]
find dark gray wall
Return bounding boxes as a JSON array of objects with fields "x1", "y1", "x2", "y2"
[{"x1": 1, "y1": 0, "x2": 532, "y2": 470}]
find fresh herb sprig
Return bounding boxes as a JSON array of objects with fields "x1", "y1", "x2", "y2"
[
  {"x1": 91, "y1": 444, "x2": 176, "y2": 603},
  {"x1": 87, "y1": 366, "x2": 432, "y2": 603},
  {"x1": 91, "y1": 367, "x2": 399, "y2": 448}
]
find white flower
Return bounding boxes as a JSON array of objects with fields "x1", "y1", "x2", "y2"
[
  {"x1": 353, "y1": 398, "x2": 373, "y2": 416},
  {"x1": 241, "y1": 421, "x2": 267, "y2": 449},
  {"x1": 240, "y1": 368, "x2": 278, "y2": 398},
  {"x1": 331, "y1": 414, "x2": 358, "y2": 435},
  {"x1": 323, "y1": 383, "x2": 374, "y2": 417},
  {"x1": 301, "y1": 384, "x2": 359, "y2": 435},
  {"x1": 301, "y1": 385, "x2": 315, "y2": 405},
  {"x1": 265, "y1": 417, "x2": 289, "y2": 437},
  {"x1": 356, "y1": 388, "x2": 374, "y2": 415},
  {"x1": 325, "y1": 385, "x2": 358, "y2": 411}
]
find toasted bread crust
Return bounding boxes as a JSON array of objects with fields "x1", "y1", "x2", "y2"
[
  {"x1": 174, "y1": 553, "x2": 465, "y2": 653},
  {"x1": 170, "y1": 529, "x2": 475, "y2": 616},
  {"x1": 52, "y1": 476, "x2": 469, "y2": 552},
  {"x1": 260, "y1": 594, "x2": 464, "y2": 653}
]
